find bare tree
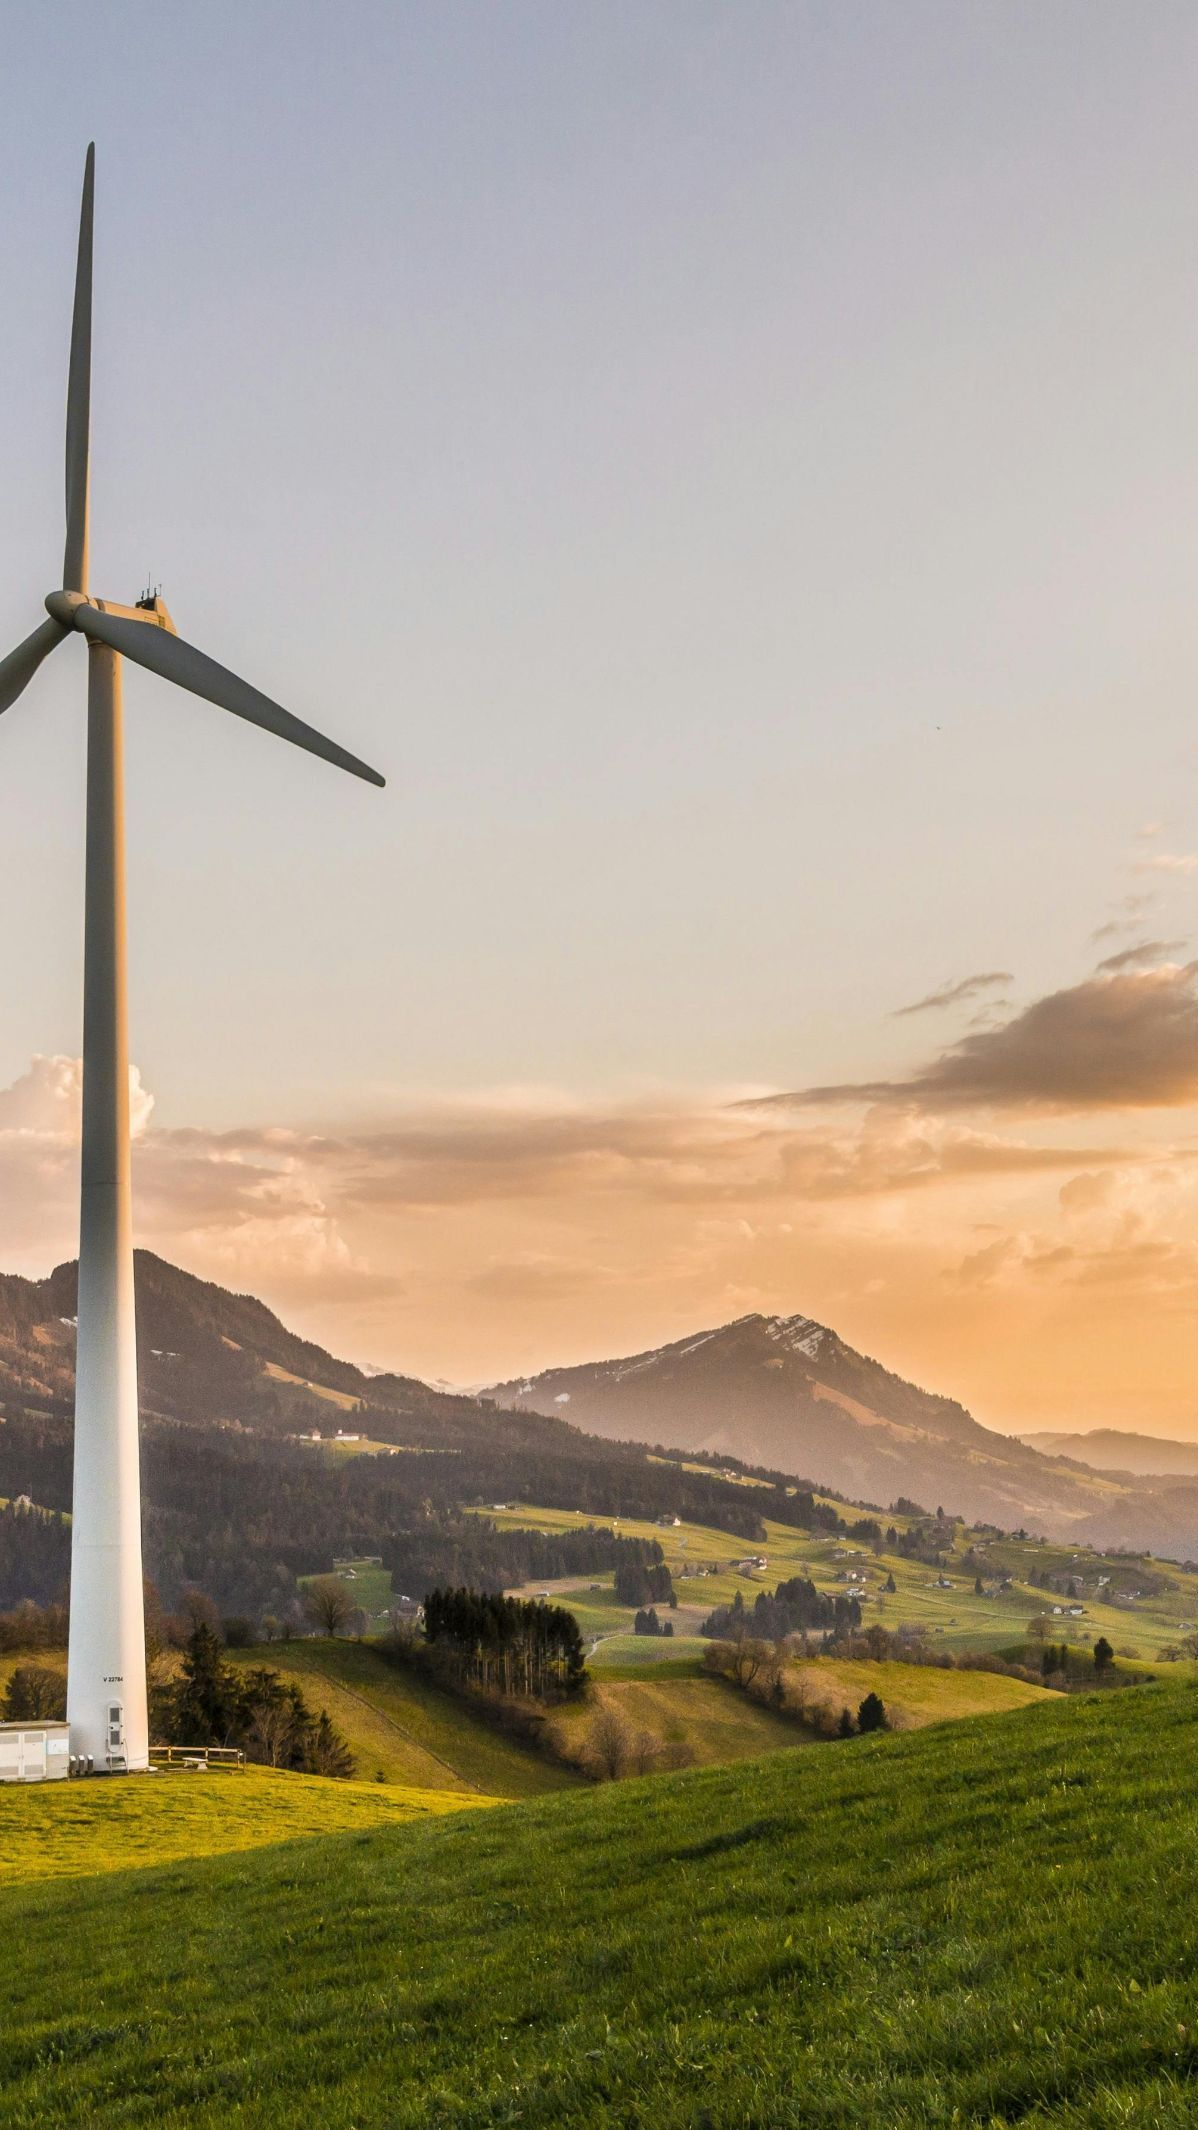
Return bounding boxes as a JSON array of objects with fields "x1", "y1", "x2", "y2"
[
  {"x1": 178, "y1": 1588, "x2": 222, "y2": 1638},
  {"x1": 581, "y1": 1700, "x2": 635, "y2": 1781},
  {"x1": 629, "y1": 1728, "x2": 661, "y2": 1775},
  {"x1": 658, "y1": 1740, "x2": 696, "y2": 1772},
  {"x1": 245, "y1": 1698, "x2": 295, "y2": 1768},
  {"x1": 303, "y1": 1576, "x2": 355, "y2": 1637},
  {"x1": 728, "y1": 1635, "x2": 769, "y2": 1690}
]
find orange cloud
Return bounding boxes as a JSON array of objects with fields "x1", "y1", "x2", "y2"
[
  {"x1": 6, "y1": 1058, "x2": 1198, "y2": 1430},
  {"x1": 750, "y1": 964, "x2": 1198, "y2": 1114}
]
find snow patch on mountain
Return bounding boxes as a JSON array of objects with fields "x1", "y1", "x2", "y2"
[{"x1": 764, "y1": 1313, "x2": 829, "y2": 1361}]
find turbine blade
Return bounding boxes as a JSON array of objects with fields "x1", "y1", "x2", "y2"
[
  {"x1": 0, "y1": 617, "x2": 68, "y2": 716},
  {"x1": 63, "y1": 144, "x2": 94, "y2": 595},
  {"x1": 73, "y1": 606, "x2": 385, "y2": 787}
]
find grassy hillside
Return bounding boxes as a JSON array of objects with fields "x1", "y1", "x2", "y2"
[
  {"x1": 0, "y1": 1639, "x2": 579, "y2": 1800},
  {"x1": 0, "y1": 1762, "x2": 487, "y2": 1888},
  {"x1": 556, "y1": 1655, "x2": 1049, "y2": 1767},
  {"x1": 788, "y1": 1653, "x2": 1051, "y2": 1725},
  {"x1": 476, "y1": 1500, "x2": 1198, "y2": 1658},
  {"x1": 589, "y1": 1633, "x2": 712, "y2": 1668},
  {"x1": 554, "y1": 1672, "x2": 811, "y2": 1768},
  {"x1": 4, "y1": 1681, "x2": 1198, "y2": 2124},
  {"x1": 226, "y1": 1641, "x2": 581, "y2": 1798}
]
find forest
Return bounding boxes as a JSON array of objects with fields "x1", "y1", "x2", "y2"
[
  {"x1": 703, "y1": 1575, "x2": 864, "y2": 1640},
  {"x1": 421, "y1": 1587, "x2": 587, "y2": 1699},
  {"x1": 0, "y1": 1390, "x2": 756, "y2": 1614}
]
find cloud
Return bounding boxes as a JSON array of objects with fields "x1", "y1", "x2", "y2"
[
  {"x1": 0, "y1": 1061, "x2": 1134, "y2": 1293},
  {"x1": 465, "y1": 1253, "x2": 620, "y2": 1303},
  {"x1": 1135, "y1": 852, "x2": 1198, "y2": 874},
  {"x1": 892, "y1": 971, "x2": 1014, "y2": 1017},
  {"x1": 1059, "y1": 1171, "x2": 1116, "y2": 1216},
  {"x1": 0, "y1": 1053, "x2": 154, "y2": 1138},
  {"x1": 1095, "y1": 939, "x2": 1187, "y2": 974},
  {"x1": 949, "y1": 1235, "x2": 1022, "y2": 1287},
  {"x1": 1091, "y1": 892, "x2": 1159, "y2": 943},
  {"x1": 6, "y1": 1056, "x2": 1198, "y2": 1415},
  {"x1": 747, "y1": 964, "x2": 1198, "y2": 1115}
]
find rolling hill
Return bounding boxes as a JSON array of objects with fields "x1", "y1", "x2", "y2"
[
  {"x1": 0, "y1": 1760, "x2": 487, "y2": 1889},
  {"x1": 2, "y1": 1680, "x2": 1197, "y2": 2125},
  {"x1": 491, "y1": 1311, "x2": 1198, "y2": 1553}
]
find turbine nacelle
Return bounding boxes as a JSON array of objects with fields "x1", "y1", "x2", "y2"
[{"x1": 46, "y1": 589, "x2": 177, "y2": 634}]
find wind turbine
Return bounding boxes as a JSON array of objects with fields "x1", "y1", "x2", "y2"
[{"x1": 0, "y1": 147, "x2": 384, "y2": 1774}]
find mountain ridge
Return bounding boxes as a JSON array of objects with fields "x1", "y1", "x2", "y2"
[
  {"x1": 489, "y1": 1308, "x2": 1198, "y2": 1553},
  {"x1": 7, "y1": 1253, "x2": 1198, "y2": 1558},
  {"x1": 1021, "y1": 1427, "x2": 1198, "y2": 1479}
]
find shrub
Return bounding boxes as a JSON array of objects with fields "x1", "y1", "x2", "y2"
[{"x1": 1, "y1": 1664, "x2": 66, "y2": 1721}]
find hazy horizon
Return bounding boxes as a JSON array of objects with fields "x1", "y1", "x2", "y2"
[{"x1": 6, "y1": 6, "x2": 1198, "y2": 1438}]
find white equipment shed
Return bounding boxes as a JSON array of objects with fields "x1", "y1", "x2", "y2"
[{"x1": 0, "y1": 1721, "x2": 71, "y2": 1783}]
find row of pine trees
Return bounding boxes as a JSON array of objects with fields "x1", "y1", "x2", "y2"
[{"x1": 422, "y1": 1587, "x2": 586, "y2": 1698}]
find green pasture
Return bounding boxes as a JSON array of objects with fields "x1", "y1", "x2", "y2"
[
  {"x1": 226, "y1": 1640, "x2": 581, "y2": 1799},
  {"x1": 5, "y1": 1680, "x2": 1198, "y2": 2122},
  {"x1": 0, "y1": 1761, "x2": 485, "y2": 1889},
  {"x1": 473, "y1": 1501, "x2": 1198, "y2": 1659},
  {"x1": 588, "y1": 1634, "x2": 710, "y2": 1670}
]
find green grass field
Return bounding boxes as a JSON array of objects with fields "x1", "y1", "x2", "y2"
[
  {"x1": 0, "y1": 1761, "x2": 488, "y2": 1888},
  {"x1": 789, "y1": 1653, "x2": 1052, "y2": 1726},
  {"x1": 554, "y1": 1671, "x2": 811, "y2": 1767},
  {"x1": 226, "y1": 1641, "x2": 581, "y2": 1798},
  {"x1": 473, "y1": 1500, "x2": 1198, "y2": 1659},
  {"x1": 588, "y1": 1633, "x2": 711, "y2": 1668},
  {"x1": 558, "y1": 1654, "x2": 1049, "y2": 1766},
  {"x1": 4, "y1": 1679, "x2": 1198, "y2": 2123}
]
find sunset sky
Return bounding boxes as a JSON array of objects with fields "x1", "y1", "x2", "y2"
[{"x1": 5, "y1": 5, "x2": 1198, "y2": 1434}]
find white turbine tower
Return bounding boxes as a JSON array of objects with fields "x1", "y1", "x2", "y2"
[{"x1": 0, "y1": 147, "x2": 384, "y2": 1774}]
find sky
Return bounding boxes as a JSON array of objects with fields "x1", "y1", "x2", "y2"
[{"x1": 5, "y1": 4, "x2": 1198, "y2": 1433}]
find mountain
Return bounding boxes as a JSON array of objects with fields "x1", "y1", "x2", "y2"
[
  {"x1": 0, "y1": 1249, "x2": 432, "y2": 1436},
  {"x1": 10, "y1": 1257, "x2": 1198, "y2": 1564},
  {"x1": 489, "y1": 1310, "x2": 1198, "y2": 1552},
  {"x1": 0, "y1": 1253, "x2": 781, "y2": 1614},
  {"x1": 1020, "y1": 1427, "x2": 1198, "y2": 1478}
]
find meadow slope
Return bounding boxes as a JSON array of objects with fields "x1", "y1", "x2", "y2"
[
  {"x1": 226, "y1": 1640, "x2": 581, "y2": 1798},
  {"x1": 0, "y1": 1762, "x2": 489, "y2": 1887},
  {"x1": 3, "y1": 1681, "x2": 1198, "y2": 2125}
]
